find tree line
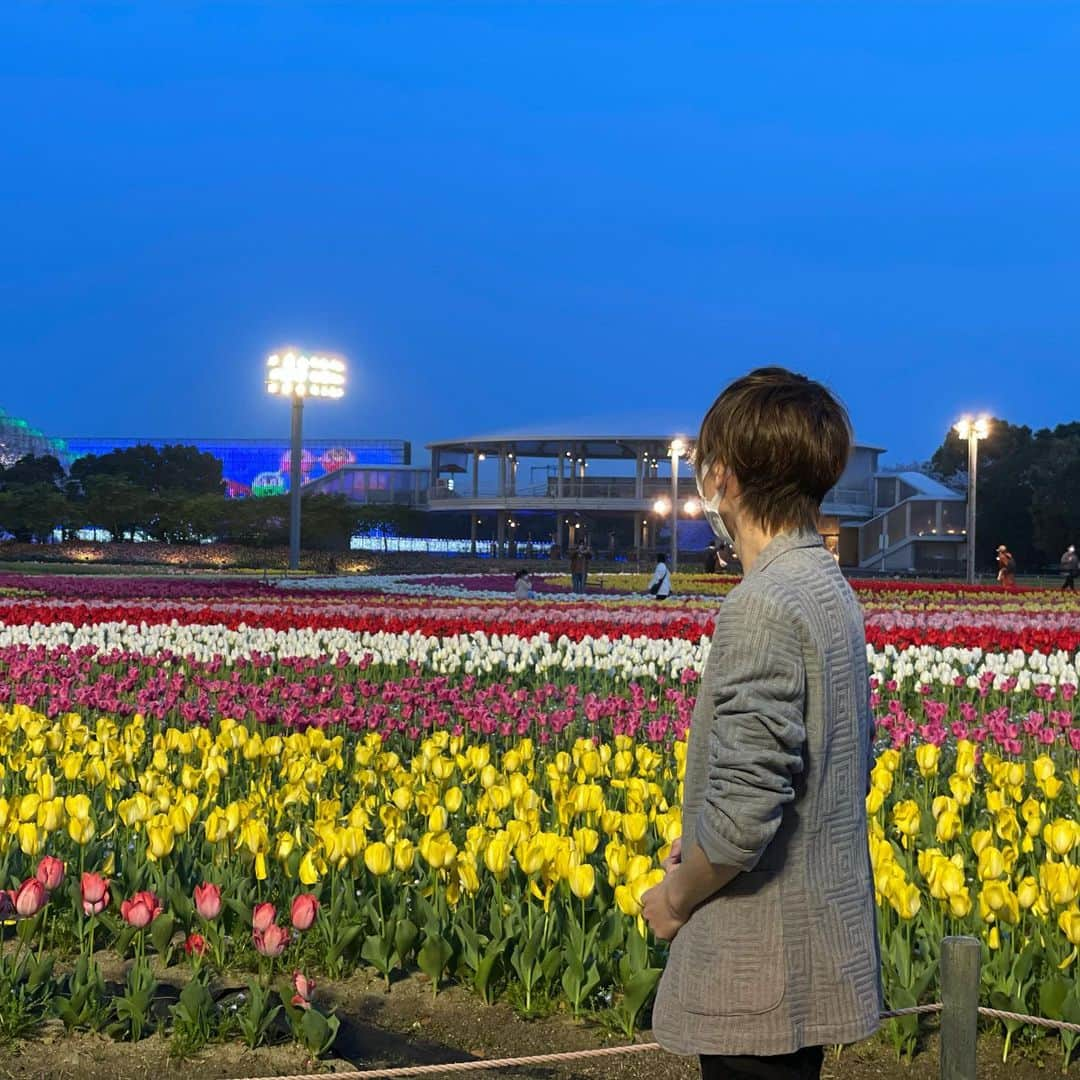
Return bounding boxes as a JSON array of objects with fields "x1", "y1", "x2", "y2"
[
  {"x1": 0, "y1": 444, "x2": 423, "y2": 550},
  {"x1": 929, "y1": 419, "x2": 1080, "y2": 572}
]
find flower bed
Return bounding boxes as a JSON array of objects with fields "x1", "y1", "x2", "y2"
[{"x1": 0, "y1": 572, "x2": 1078, "y2": 1062}]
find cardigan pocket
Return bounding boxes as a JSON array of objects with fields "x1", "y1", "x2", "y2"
[{"x1": 675, "y1": 869, "x2": 785, "y2": 1016}]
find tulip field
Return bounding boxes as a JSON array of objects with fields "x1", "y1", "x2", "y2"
[{"x1": 0, "y1": 572, "x2": 1079, "y2": 1065}]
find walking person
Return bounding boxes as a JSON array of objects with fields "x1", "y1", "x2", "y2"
[
  {"x1": 569, "y1": 541, "x2": 591, "y2": 593},
  {"x1": 648, "y1": 553, "x2": 672, "y2": 600},
  {"x1": 1062, "y1": 544, "x2": 1078, "y2": 591},
  {"x1": 997, "y1": 544, "x2": 1017, "y2": 588},
  {"x1": 641, "y1": 367, "x2": 881, "y2": 1080}
]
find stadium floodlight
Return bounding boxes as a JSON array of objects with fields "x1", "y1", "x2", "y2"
[
  {"x1": 952, "y1": 414, "x2": 991, "y2": 585},
  {"x1": 668, "y1": 438, "x2": 687, "y2": 573},
  {"x1": 266, "y1": 349, "x2": 348, "y2": 571}
]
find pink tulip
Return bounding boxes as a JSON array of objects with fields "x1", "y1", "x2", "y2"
[
  {"x1": 120, "y1": 890, "x2": 163, "y2": 929},
  {"x1": 253, "y1": 923, "x2": 289, "y2": 957},
  {"x1": 252, "y1": 902, "x2": 276, "y2": 933},
  {"x1": 290, "y1": 893, "x2": 320, "y2": 932},
  {"x1": 193, "y1": 882, "x2": 222, "y2": 921},
  {"x1": 35, "y1": 856, "x2": 65, "y2": 892},
  {"x1": 80, "y1": 872, "x2": 110, "y2": 916},
  {"x1": 291, "y1": 970, "x2": 315, "y2": 1008},
  {"x1": 14, "y1": 878, "x2": 48, "y2": 918}
]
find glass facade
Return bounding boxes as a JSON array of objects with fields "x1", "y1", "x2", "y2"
[{"x1": 62, "y1": 437, "x2": 410, "y2": 498}]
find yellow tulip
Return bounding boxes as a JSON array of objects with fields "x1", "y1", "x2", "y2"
[
  {"x1": 977, "y1": 847, "x2": 1006, "y2": 882},
  {"x1": 1017, "y1": 876, "x2": 1040, "y2": 910},
  {"x1": 622, "y1": 813, "x2": 649, "y2": 844},
  {"x1": 364, "y1": 841, "x2": 392, "y2": 877},
  {"x1": 569, "y1": 863, "x2": 596, "y2": 900},
  {"x1": 68, "y1": 816, "x2": 96, "y2": 846},
  {"x1": 457, "y1": 853, "x2": 480, "y2": 895},
  {"x1": 614, "y1": 883, "x2": 640, "y2": 917},
  {"x1": 891, "y1": 800, "x2": 921, "y2": 844},
  {"x1": 948, "y1": 775, "x2": 974, "y2": 806},
  {"x1": 936, "y1": 811, "x2": 961, "y2": 844},
  {"x1": 483, "y1": 834, "x2": 510, "y2": 878},
  {"x1": 394, "y1": 838, "x2": 416, "y2": 872},
  {"x1": 1045, "y1": 819, "x2": 1076, "y2": 857},
  {"x1": 1034, "y1": 755, "x2": 1056, "y2": 784},
  {"x1": 948, "y1": 888, "x2": 972, "y2": 918},
  {"x1": 299, "y1": 849, "x2": 326, "y2": 886},
  {"x1": 1059, "y1": 907, "x2": 1080, "y2": 947},
  {"x1": 915, "y1": 744, "x2": 940, "y2": 778},
  {"x1": 1043, "y1": 776, "x2": 1065, "y2": 800},
  {"x1": 970, "y1": 829, "x2": 994, "y2": 856},
  {"x1": 146, "y1": 818, "x2": 175, "y2": 861},
  {"x1": 18, "y1": 822, "x2": 40, "y2": 857}
]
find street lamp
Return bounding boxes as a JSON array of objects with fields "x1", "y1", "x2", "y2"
[
  {"x1": 266, "y1": 349, "x2": 347, "y2": 571},
  {"x1": 953, "y1": 415, "x2": 990, "y2": 584},
  {"x1": 669, "y1": 438, "x2": 686, "y2": 573}
]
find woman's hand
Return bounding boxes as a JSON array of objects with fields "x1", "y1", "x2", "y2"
[
  {"x1": 663, "y1": 836, "x2": 682, "y2": 873},
  {"x1": 641, "y1": 874, "x2": 688, "y2": 942}
]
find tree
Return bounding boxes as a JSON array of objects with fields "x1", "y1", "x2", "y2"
[
  {"x1": 0, "y1": 454, "x2": 66, "y2": 490},
  {"x1": 928, "y1": 418, "x2": 1080, "y2": 571},
  {"x1": 0, "y1": 484, "x2": 71, "y2": 542},
  {"x1": 80, "y1": 476, "x2": 151, "y2": 542},
  {"x1": 70, "y1": 444, "x2": 223, "y2": 497}
]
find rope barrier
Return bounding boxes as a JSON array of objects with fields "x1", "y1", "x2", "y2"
[
  {"x1": 234, "y1": 1002, "x2": 1080, "y2": 1080},
  {"x1": 977, "y1": 1006, "x2": 1080, "y2": 1036}
]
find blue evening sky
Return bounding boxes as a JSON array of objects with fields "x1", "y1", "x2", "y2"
[{"x1": 2, "y1": 2, "x2": 1078, "y2": 465}]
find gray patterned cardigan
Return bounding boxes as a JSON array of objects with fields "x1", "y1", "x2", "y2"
[{"x1": 652, "y1": 530, "x2": 882, "y2": 1056}]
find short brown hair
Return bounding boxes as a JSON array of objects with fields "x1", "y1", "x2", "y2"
[{"x1": 694, "y1": 367, "x2": 851, "y2": 534}]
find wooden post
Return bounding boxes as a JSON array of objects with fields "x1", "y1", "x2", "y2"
[{"x1": 940, "y1": 935, "x2": 980, "y2": 1080}]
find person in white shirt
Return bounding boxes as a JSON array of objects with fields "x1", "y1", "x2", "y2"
[
  {"x1": 513, "y1": 571, "x2": 533, "y2": 600},
  {"x1": 648, "y1": 554, "x2": 672, "y2": 600}
]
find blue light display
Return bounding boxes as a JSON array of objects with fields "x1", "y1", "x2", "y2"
[{"x1": 62, "y1": 437, "x2": 410, "y2": 497}]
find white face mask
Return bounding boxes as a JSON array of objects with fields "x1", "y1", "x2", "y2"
[{"x1": 695, "y1": 459, "x2": 734, "y2": 546}]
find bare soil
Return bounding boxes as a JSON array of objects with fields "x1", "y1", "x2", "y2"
[{"x1": 0, "y1": 968, "x2": 1069, "y2": 1080}]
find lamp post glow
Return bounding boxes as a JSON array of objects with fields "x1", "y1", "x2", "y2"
[
  {"x1": 266, "y1": 350, "x2": 347, "y2": 571},
  {"x1": 669, "y1": 438, "x2": 686, "y2": 573},
  {"x1": 953, "y1": 415, "x2": 990, "y2": 584}
]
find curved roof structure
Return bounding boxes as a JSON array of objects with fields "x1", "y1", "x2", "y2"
[{"x1": 0, "y1": 408, "x2": 69, "y2": 469}]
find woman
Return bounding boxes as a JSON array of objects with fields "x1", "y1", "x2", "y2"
[
  {"x1": 996, "y1": 544, "x2": 1016, "y2": 588},
  {"x1": 642, "y1": 367, "x2": 880, "y2": 1080},
  {"x1": 648, "y1": 553, "x2": 672, "y2": 599}
]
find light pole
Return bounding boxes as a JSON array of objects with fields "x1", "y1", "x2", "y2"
[
  {"x1": 952, "y1": 415, "x2": 990, "y2": 584},
  {"x1": 266, "y1": 349, "x2": 347, "y2": 571},
  {"x1": 669, "y1": 438, "x2": 686, "y2": 573}
]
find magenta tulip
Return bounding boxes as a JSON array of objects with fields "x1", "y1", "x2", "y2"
[
  {"x1": 193, "y1": 882, "x2": 222, "y2": 921},
  {"x1": 290, "y1": 893, "x2": 320, "y2": 932},
  {"x1": 35, "y1": 856, "x2": 65, "y2": 892},
  {"x1": 13, "y1": 878, "x2": 48, "y2": 918}
]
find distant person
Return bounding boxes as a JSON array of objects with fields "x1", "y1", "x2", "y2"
[
  {"x1": 648, "y1": 553, "x2": 672, "y2": 600},
  {"x1": 702, "y1": 541, "x2": 719, "y2": 573},
  {"x1": 1062, "y1": 545, "x2": 1078, "y2": 591},
  {"x1": 608, "y1": 531, "x2": 617, "y2": 561},
  {"x1": 513, "y1": 570, "x2": 533, "y2": 600},
  {"x1": 570, "y1": 541, "x2": 592, "y2": 593},
  {"x1": 997, "y1": 544, "x2": 1017, "y2": 588}
]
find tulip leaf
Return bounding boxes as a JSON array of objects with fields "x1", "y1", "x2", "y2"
[
  {"x1": 417, "y1": 934, "x2": 453, "y2": 990},
  {"x1": 327, "y1": 923, "x2": 364, "y2": 964},
  {"x1": 393, "y1": 917, "x2": 418, "y2": 963},
  {"x1": 1039, "y1": 976, "x2": 1069, "y2": 1020},
  {"x1": 151, "y1": 913, "x2": 176, "y2": 958}
]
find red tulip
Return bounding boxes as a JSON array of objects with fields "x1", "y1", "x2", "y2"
[
  {"x1": 193, "y1": 882, "x2": 222, "y2": 921},
  {"x1": 81, "y1": 872, "x2": 111, "y2": 917},
  {"x1": 252, "y1": 901, "x2": 276, "y2": 933},
  {"x1": 120, "y1": 890, "x2": 163, "y2": 929},
  {"x1": 14, "y1": 878, "x2": 48, "y2": 918},
  {"x1": 290, "y1": 893, "x2": 320, "y2": 932},
  {"x1": 252, "y1": 923, "x2": 289, "y2": 957},
  {"x1": 35, "y1": 856, "x2": 65, "y2": 892},
  {"x1": 184, "y1": 932, "x2": 209, "y2": 958},
  {"x1": 291, "y1": 970, "x2": 315, "y2": 1009}
]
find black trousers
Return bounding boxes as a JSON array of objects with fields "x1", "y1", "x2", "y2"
[{"x1": 700, "y1": 1046, "x2": 824, "y2": 1080}]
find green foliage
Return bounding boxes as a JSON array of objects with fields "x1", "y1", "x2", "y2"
[{"x1": 929, "y1": 418, "x2": 1080, "y2": 571}]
